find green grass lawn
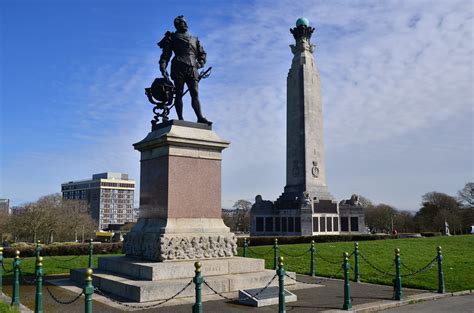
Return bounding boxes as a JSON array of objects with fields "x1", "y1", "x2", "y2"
[
  {"x1": 1, "y1": 254, "x2": 122, "y2": 278},
  {"x1": 0, "y1": 301, "x2": 19, "y2": 313},
  {"x1": 237, "y1": 235, "x2": 474, "y2": 292}
]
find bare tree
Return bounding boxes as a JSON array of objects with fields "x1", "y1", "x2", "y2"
[
  {"x1": 458, "y1": 182, "x2": 474, "y2": 208},
  {"x1": 232, "y1": 200, "x2": 251, "y2": 232},
  {"x1": 4, "y1": 193, "x2": 97, "y2": 243},
  {"x1": 415, "y1": 192, "x2": 460, "y2": 232},
  {"x1": 0, "y1": 211, "x2": 10, "y2": 241},
  {"x1": 365, "y1": 204, "x2": 396, "y2": 233}
]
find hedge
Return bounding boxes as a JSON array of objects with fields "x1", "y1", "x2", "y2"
[
  {"x1": 236, "y1": 234, "x2": 393, "y2": 247},
  {"x1": 2, "y1": 242, "x2": 123, "y2": 258}
]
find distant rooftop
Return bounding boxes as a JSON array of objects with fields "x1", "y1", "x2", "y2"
[
  {"x1": 92, "y1": 172, "x2": 129, "y2": 180},
  {"x1": 63, "y1": 172, "x2": 133, "y2": 185}
]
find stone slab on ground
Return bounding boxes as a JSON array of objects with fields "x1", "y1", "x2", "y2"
[{"x1": 238, "y1": 286, "x2": 297, "y2": 307}]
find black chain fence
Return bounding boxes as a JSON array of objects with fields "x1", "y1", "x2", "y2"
[
  {"x1": 400, "y1": 257, "x2": 437, "y2": 278},
  {"x1": 202, "y1": 274, "x2": 277, "y2": 302},
  {"x1": 246, "y1": 247, "x2": 274, "y2": 256},
  {"x1": 19, "y1": 270, "x2": 37, "y2": 285},
  {"x1": 1, "y1": 262, "x2": 14, "y2": 273},
  {"x1": 359, "y1": 252, "x2": 395, "y2": 277},
  {"x1": 284, "y1": 266, "x2": 344, "y2": 285},
  {"x1": 278, "y1": 248, "x2": 311, "y2": 258},
  {"x1": 46, "y1": 286, "x2": 84, "y2": 305},
  {"x1": 94, "y1": 279, "x2": 193, "y2": 309},
  {"x1": 315, "y1": 251, "x2": 341, "y2": 265},
  {"x1": 47, "y1": 255, "x2": 83, "y2": 262}
]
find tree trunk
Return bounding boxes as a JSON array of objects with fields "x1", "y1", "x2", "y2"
[{"x1": 49, "y1": 230, "x2": 54, "y2": 244}]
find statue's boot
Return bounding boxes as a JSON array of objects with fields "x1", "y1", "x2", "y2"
[{"x1": 197, "y1": 116, "x2": 212, "y2": 125}]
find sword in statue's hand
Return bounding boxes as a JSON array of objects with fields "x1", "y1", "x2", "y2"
[{"x1": 182, "y1": 67, "x2": 212, "y2": 96}]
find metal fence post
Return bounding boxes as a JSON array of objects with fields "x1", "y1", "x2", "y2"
[
  {"x1": 243, "y1": 238, "x2": 248, "y2": 258},
  {"x1": 310, "y1": 240, "x2": 315, "y2": 276},
  {"x1": 35, "y1": 240, "x2": 42, "y2": 260},
  {"x1": 35, "y1": 256, "x2": 43, "y2": 313},
  {"x1": 277, "y1": 256, "x2": 286, "y2": 313},
  {"x1": 437, "y1": 246, "x2": 445, "y2": 294},
  {"x1": 88, "y1": 239, "x2": 94, "y2": 269},
  {"x1": 0, "y1": 247, "x2": 3, "y2": 294},
  {"x1": 342, "y1": 252, "x2": 352, "y2": 310},
  {"x1": 354, "y1": 242, "x2": 360, "y2": 282},
  {"x1": 393, "y1": 248, "x2": 403, "y2": 300},
  {"x1": 11, "y1": 250, "x2": 20, "y2": 307},
  {"x1": 193, "y1": 261, "x2": 202, "y2": 313},
  {"x1": 273, "y1": 238, "x2": 279, "y2": 270},
  {"x1": 84, "y1": 268, "x2": 94, "y2": 313}
]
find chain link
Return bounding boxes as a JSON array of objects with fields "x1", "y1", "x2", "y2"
[
  {"x1": 400, "y1": 261, "x2": 415, "y2": 272},
  {"x1": 246, "y1": 247, "x2": 274, "y2": 256},
  {"x1": 278, "y1": 248, "x2": 311, "y2": 258},
  {"x1": 315, "y1": 251, "x2": 341, "y2": 265},
  {"x1": 94, "y1": 279, "x2": 193, "y2": 309},
  {"x1": 400, "y1": 257, "x2": 437, "y2": 277},
  {"x1": 46, "y1": 286, "x2": 84, "y2": 305},
  {"x1": 203, "y1": 274, "x2": 277, "y2": 301},
  {"x1": 1, "y1": 262, "x2": 14, "y2": 273},
  {"x1": 359, "y1": 252, "x2": 395, "y2": 277},
  {"x1": 19, "y1": 270, "x2": 37, "y2": 284},
  {"x1": 47, "y1": 255, "x2": 83, "y2": 262},
  {"x1": 284, "y1": 266, "x2": 344, "y2": 285}
]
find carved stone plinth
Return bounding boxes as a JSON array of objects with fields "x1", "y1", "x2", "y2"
[{"x1": 123, "y1": 120, "x2": 236, "y2": 261}]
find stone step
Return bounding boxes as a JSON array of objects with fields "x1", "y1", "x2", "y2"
[
  {"x1": 98, "y1": 256, "x2": 266, "y2": 281},
  {"x1": 71, "y1": 268, "x2": 296, "y2": 303}
]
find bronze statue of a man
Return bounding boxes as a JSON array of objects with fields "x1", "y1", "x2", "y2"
[{"x1": 158, "y1": 16, "x2": 212, "y2": 125}]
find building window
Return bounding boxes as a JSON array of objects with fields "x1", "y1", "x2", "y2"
[
  {"x1": 350, "y1": 217, "x2": 359, "y2": 232},
  {"x1": 313, "y1": 217, "x2": 319, "y2": 232},
  {"x1": 327, "y1": 217, "x2": 332, "y2": 232},
  {"x1": 275, "y1": 217, "x2": 281, "y2": 232},
  {"x1": 295, "y1": 217, "x2": 301, "y2": 233},
  {"x1": 333, "y1": 217, "x2": 339, "y2": 231},
  {"x1": 320, "y1": 216, "x2": 326, "y2": 232},
  {"x1": 282, "y1": 217, "x2": 287, "y2": 232},
  {"x1": 341, "y1": 217, "x2": 349, "y2": 231},
  {"x1": 288, "y1": 217, "x2": 294, "y2": 232},
  {"x1": 265, "y1": 217, "x2": 273, "y2": 232},
  {"x1": 256, "y1": 217, "x2": 264, "y2": 232}
]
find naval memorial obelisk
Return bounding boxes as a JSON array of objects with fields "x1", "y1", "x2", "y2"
[{"x1": 251, "y1": 18, "x2": 339, "y2": 236}]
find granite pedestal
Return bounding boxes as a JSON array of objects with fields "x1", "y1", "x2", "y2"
[
  {"x1": 70, "y1": 121, "x2": 295, "y2": 303},
  {"x1": 123, "y1": 120, "x2": 237, "y2": 261}
]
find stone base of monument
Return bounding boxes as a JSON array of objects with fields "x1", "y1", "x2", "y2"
[{"x1": 70, "y1": 256, "x2": 296, "y2": 302}]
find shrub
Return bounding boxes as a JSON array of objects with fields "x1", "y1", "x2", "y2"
[
  {"x1": 237, "y1": 234, "x2": 392, "y2": 247},
  {"x1": 10, "y1": 242, "x2": 32, "y2": 248},
  {"x1": 2, "y1": 242, "x2": 123, "y2": 258}
]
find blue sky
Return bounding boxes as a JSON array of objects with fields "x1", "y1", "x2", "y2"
[{"x1": 1, "y1": 0, "x2": 473, "y2": 211}]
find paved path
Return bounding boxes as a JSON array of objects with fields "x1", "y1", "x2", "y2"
[{"x1": 380, "y1": 293, "x2": 474, "y2": 313}]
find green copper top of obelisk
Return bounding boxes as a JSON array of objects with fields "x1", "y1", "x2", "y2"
[{"x1": 296, "y1": 17, "x2": 310, "y2": 27}]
